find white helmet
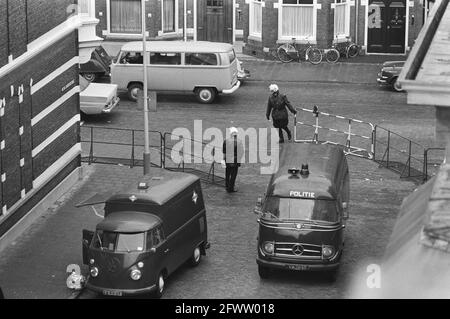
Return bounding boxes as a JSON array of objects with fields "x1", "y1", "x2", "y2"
[
  {"x1": 269, "y1": 84, "x2": 279, "y2": 93},
  {"x1": 229, "y1": 127, "x2": 238, "y2": 136}
]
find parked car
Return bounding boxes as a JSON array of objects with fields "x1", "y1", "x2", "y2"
[
  {"x1": 79, "y1": 75, "x2": 120, "y2": 115},
  {"x1": 237, "y1": 58, "x2": 250, "y2": 82},
  {"x1": 80, "y1": 46, "x2": 111, "y2": 82},
  {"x1": 377, "y1": 61, "x2": 405, "y2": 92}
]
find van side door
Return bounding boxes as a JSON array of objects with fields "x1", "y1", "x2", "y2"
[{"x1": 148, "y1": 52, "x2": 183, "y2": 91}]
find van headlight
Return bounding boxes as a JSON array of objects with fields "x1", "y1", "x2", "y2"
[
  {"x1": 262, "y1": 241, "x2": 274, "y2": 255},
  {"x1": 90, "y1": 267, "x2": 99, "y2": 277},
  {"x1": 322, "y1": 245, "x2": 335, "y2": 259},
  {"x1": 130, "y1": 269, "x2": 142, "y2": 281}
]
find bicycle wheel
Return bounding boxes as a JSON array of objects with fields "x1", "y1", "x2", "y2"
[
  {"x1": 325, "y1": 48, "x2": 340, "y2": 64},
  {"x1": 277, "y1": 44, "x2": 295, "y2": 63},
  {"x1": 307, "y1": 47, "x2": 322, "y2": 65},
  {"x1": 347, "y1": 44, "x2": 359, "y2": 58}
]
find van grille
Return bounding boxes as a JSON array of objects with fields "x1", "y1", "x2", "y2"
[{"x1": 274, "y1": 242, "x2": 322, "y2": 259}]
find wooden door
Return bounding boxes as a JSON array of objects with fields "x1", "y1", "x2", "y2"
[
  {"x1": 367, "y1": 0, "x2": 406, "y2": 53},
  {"x1": 197, "y1": 0, "x2": 233, "y2": 43}
]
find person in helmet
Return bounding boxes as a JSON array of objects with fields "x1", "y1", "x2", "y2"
[
  {"x1": 266, "y1": 84, "x2": 297, "y2": 143},
  {"x1": 221, "y1": 127, "x2": 244, "y2": 193}
]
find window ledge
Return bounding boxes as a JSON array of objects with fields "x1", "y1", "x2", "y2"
[
  {"x1": 277, "y1": 38, "x2": 317, "y2": 45},
  {"x1": 248, "y1": 35, "x2": 262, "y2": 42},
  {"x1": 102, "y1": 31, "x2": 149, "y2": 40}
]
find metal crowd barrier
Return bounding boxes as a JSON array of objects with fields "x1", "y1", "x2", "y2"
[{"x1": 294, "y1": 106, "x2": 375, "y2": 159}]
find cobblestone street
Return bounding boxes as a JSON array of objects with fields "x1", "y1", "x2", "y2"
[{"x1": 0, "y1": 71, "x2": 433, "y2": 298}]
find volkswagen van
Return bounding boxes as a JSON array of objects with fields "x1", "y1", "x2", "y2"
[
  {"x1": 110, "y1": 41, "x2": 240, "y2": 104},
  {"x1": 78, "y1": 170, "x2": 209, "y2": 297},
  {"x1": 254, "y1": 143, "x2": 349, "y2": 281}
]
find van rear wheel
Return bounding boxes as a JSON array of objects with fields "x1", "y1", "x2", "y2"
[
  {"x1": 258, "y1": 265, "x2": 271, "y2": 279},
  {"x1": 128, "y1": 83, "x2": 143, "y2": 102},
  {"x1": 189, "y1": 246, "x2": 202, "y2": 267},
  {"x1": 195, "y1": 87, "x2": 216, "y2": 104}
]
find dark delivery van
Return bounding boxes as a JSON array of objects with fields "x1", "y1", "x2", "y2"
[
  {"x1": 78, "y1": 170, "x2": 209, "y2": 298},
  {"x1": 254, "y1": 143, "x2": 350, "y2": 281}
]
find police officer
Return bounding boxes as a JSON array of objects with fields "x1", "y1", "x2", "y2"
[
  {"x1": 221, "y1": 127, "x2": 244, "y2": 193},
  {"x1": 266, "y1": 84, "x2": 297, "y2": 143}
]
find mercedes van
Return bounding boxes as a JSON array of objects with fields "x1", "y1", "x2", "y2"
[{"x1": 254, "y1": 143, "x2": 350, "y2": 281}]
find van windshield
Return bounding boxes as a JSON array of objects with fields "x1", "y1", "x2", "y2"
[
  {"x1": 263, "y1": 197, "x2": 339, "y2": 223},
  {"x1": 92, "y1": 230, "x2": 145, "y2": 252},
  {"x1": 228, "y1": 50, "x2": 236, "y2": 64}
]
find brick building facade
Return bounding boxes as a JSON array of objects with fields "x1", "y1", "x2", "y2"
[
  {"x1": 242, "y1": 0, "x2": 430, "y2": 59},
  {"x1": 0, "y1": 0, "x2": 81, "y2": 241},
  {"x1": 90, "y1": 0, "x2": 245, "y2": 43}
]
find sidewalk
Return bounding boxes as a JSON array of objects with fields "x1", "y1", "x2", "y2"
[{"x1": 101, "y1": 40, "x2": 400, "y2": 85}]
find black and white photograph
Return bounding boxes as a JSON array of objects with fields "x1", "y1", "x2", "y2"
[{"x1": 0, "y1": 0, "x2": 449, "y2": 307}]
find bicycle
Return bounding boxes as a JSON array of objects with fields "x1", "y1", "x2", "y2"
[
  {"x1": 277, "y1": 37, "x2": 322, "y2": 65},
  {"x1": 325, "y1": 36, "x2": 360, "y2": 63}
]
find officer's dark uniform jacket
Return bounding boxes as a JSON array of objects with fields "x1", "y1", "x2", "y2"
[
  {"x1": 266, "y1": 93, "x2": 296, "y2": 127},
  {"x1": 222, "y1": 137, "x2": 244, "y2": 167}
]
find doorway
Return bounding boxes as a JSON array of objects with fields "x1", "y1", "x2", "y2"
[
  {"x1": 367, "y1": 0, "x2": 406, "y2": 53},
  {"x1": 197, "y1": 0, "x2": 233, "y2": 43}
]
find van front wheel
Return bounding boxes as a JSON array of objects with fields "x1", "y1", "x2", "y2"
[
  {"x1": 153, "y1": 272, "x2": 165, "y2": 298},
  {"x1": 258, "y1": 265, "x2": 271, "y2": 279},
  {"x1": 189, "y1": 246, "x2": 202, "y2": 267},
  {"x1": 128, "y1": 83, "x2": 143, "y2": 102},
  {"x1": 195, "y1": 87, "x2": 216, "y2": 104}
]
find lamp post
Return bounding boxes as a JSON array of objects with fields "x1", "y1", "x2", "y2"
[{"x1": 142, "y1": 0, "x2": 151, "y2": 175}]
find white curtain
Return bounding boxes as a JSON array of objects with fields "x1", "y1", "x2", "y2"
[
  {"x1": 282, "y1": 5, "x2": 314, "y2": 38},
  {"x1": 334, "y1": 3, "x2": 347, "y2": 36},
  {"x1": 110, "y1": 0, "x2": 142, "y2": 34},
  {"x1": 250, "y1": 1, "x2": 262, "y2": 35},
  {"x1": 163, "y1": 0, "x2": 175, "y2": 33}
]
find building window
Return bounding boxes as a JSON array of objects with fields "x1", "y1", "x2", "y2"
[
  {"x1": 249, "y1": 0, "x2": 263, "y2": 38},
  {"x1": 334, "y1": 0, "x2": 350, "y2": 39},
  {"x1": 79, "y1": 0, "x2": 95, "y2": 17},
  {"x1": 110, "y1": 0, "x2": 142, "y2": 34},
  {"x1": 162, "y1": 0, "x2": 177, "y2": 33},
  {"x1": 279, "y1": 0, "x2": 315, "y2": 41}
]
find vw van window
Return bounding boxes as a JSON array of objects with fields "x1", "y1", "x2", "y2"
[
  {"x1": 92, "y1": 230, "x2": 117, "y2": 251},
  {"x1": 147, "y1": 226, "x2": 165, "y2": 248},
  {"x1": 150, "y1": 52, "x2": 181, "y2": 65},
  {"x1": 92, "y1": 230, "x2": 144, "y2": 252},
  {"x1": 119, "y1": 51, "x2": 143, "y2": 64},
  {"x1": 263, "y1": 197, "x2": 339, "y2": 223},
  {"x1": 116, "y1": 233, "x2": 145, "y2": 252},
  {"x1": 185, "y1": 53, "x2": 218, "y2": 65},
  {"x1": 228, "y1": 50, "x2": 236, "y2": 64}
]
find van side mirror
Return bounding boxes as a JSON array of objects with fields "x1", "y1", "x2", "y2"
[{"x1": 254, "y1": 197, "x2": 263, "y2": 215}]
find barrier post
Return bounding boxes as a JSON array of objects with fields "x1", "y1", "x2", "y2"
[
  {"x1": 88, "y1": 126, "x2": 94, "y2": 165},
  {"x1": 131, "y1": 130, "x2": 135, "y2": 168},
  {"x1": 313, "y1": 105, "x2": 319, "y2": 143},
  {"x1": 346, "y1": 119, "x2": 352, "y2": 152},
  {"x1": 408, "y1": 140, "x2": 412, "y2": 177},
  {"x1": 386, "y1": 130, "x2": 391, "y2": 168}
]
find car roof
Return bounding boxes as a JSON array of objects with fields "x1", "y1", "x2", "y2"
[
  {"x1": 106, "y1": 169, "x2": 200, "y2": 206},
  {"x1": 97, "y1": 211, "x2": 161, "y2": 233},
  {"x1": 120, "y1": 41, "x2": 234, "y2": 53},
  {"x1": 267, "y1": 143, "x2": 346, "y2": 200}
]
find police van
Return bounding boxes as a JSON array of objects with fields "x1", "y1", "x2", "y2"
[
  {"x1": 78, "y1": 170, "x2": 209, "y2": 298},
  {"x1": 254, "y1": 143, "x2": 350, "y2": 280}
]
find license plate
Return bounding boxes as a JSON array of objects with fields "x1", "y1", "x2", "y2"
[
  {"x1": 287, "y1": 264, "x2": 309, "y2": 271},
  {"x1": 102, "y1": 290, "x2": 122, "y2": 296}
]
